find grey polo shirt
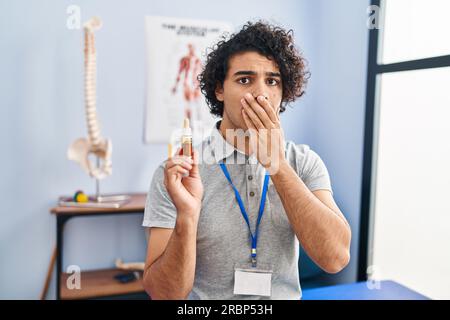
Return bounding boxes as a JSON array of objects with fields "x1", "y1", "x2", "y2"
[{"x1": 142, "y1": 120, "x2": 333, "y2": 300}]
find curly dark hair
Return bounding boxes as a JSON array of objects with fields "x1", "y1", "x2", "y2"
[{"x1": 198, "y1": 20, "x2": 310, "y2": 117}]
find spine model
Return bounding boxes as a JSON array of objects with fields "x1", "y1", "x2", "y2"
[{"x1": 67, "y1": 17, "x2": 112, "y2": 180}]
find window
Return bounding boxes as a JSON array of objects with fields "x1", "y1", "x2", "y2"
[{"x1": 380, "y1": 0, "x2": 450, "y2": 63}]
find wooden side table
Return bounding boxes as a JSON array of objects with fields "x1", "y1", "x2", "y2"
[{"x1": 50, "y1": 193, "x2": 147, "y2": 300}]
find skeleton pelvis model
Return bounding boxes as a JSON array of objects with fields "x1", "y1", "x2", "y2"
[{"x1": 67, "y1": 17, "x2": 112, "y2": 180}]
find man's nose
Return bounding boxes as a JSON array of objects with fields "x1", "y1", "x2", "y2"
[
  {"x1": 251, "y1": 85, "x2": 269, "y2": 99},
  {"x1": 251, "y1": 92, "x2": 268, "y2": 100},
  {"x1": 251, "y1": 79, "x2": 268, "y2": 99}
]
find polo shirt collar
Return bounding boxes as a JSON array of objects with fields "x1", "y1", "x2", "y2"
[{"x1": 210, "y1": 120, "x2": 247, "y2": 163}]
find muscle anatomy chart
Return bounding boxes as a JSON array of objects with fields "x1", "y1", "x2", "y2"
[{"x1": 144, "y1": 16, "x2": 232, "y2": 144}]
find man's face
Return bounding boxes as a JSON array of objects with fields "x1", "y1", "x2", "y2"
[{"x1": 215, "y1": 51, "x2": 283, "y2": 130}]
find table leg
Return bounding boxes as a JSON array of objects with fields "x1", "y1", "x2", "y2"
[{"x1": 56, "y1": 216, "x2": 67, "y2": 300}]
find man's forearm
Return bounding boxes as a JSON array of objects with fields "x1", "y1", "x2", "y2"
[
  {"x1": 144, "y1": 214, "x2": 198, "y2": 299},
  {"x1": 270, "y1": 160, "x2": 351, "y2": 273}
]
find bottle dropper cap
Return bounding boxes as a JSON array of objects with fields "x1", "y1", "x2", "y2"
[{"x1": 183, "y1": 118, "x2": 192, "y2": 136}]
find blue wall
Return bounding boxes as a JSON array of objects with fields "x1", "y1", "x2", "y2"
[{"x1": 0, "y1": 0, "x2": 368, "y2": 298}]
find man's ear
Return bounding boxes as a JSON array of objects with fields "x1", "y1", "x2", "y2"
[{"x1": 215, "y1": 82, "x2": 224, "y2": 102}]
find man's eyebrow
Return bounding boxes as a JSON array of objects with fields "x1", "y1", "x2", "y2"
[
  {"x1": 233, "y1": 70, "x2": 281, "y2": 77},
  {"x1": 266, "y1": 72, "x2": 281, "y2": 77}
]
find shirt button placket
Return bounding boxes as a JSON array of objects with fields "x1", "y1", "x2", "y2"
[{"x1": 247, "y1": 163, "x2": 257, "y2": 226}]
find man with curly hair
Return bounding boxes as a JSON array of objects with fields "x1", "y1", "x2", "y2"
[{"x1": 143, "y1": 21, "x2": 351, "y2": 300}]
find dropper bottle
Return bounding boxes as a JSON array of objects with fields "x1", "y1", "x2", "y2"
[{"x1": 181, "y1": 118, "x2": 192, "y2": 159}]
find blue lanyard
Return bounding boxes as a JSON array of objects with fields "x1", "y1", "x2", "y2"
[{"x1": 219, "y1": 163, "x2": 270, "y2": 267}]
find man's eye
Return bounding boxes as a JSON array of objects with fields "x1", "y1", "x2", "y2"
[
  {"x1": 267, "y1": 78, "x2": 279, "y2": 86},
  {"x1": 238, "y1": 78, "x2": 250, "y2": 84}
]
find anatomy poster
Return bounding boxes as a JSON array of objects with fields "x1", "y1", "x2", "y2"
[{"x1": 144, "y1": 16, "x2": 233, "y2": 144}]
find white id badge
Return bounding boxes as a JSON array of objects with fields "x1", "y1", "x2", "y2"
[{"x1": 233, "y1": 265, "x2": 273, "y2": 297}]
